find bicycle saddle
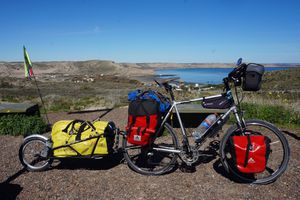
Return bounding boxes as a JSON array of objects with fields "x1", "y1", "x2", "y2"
[{"x1": 154, "y1": 77, "x2": 180, "y2": 87}]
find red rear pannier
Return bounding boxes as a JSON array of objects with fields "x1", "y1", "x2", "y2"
[
  {"x1": 231, "y1": 135, "x2": 270, "y2": 173},
  {"x1": 126, "y1": 99, "x2": 161, "y2": 146}
]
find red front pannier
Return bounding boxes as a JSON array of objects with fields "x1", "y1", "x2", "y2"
[
  {"x1": 126, "y1": 99, "x2": 161, "y2": 146},
  {"x1": 231, "y1": 135, "x2": 270, "y2": 173}
]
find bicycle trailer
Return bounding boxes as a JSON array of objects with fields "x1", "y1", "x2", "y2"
[{"x1": 19, "y1": 118, "x2": 121, "y2": 171}]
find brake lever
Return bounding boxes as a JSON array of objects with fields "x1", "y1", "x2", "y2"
[{"x1": 228, "y1": 63, "x2": 246, "y2": 80}]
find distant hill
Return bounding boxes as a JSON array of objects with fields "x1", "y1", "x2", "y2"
[
  {"x1": 1, "y1": 60, "x2": 299, "y2": 79},
  {"x1": 0, "y1": 60, "x2": 153, "y2": 78}
]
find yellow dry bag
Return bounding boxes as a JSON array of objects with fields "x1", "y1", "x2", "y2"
[{"x1": 51, "y1": 120, "x2": 115, "y2": 157}]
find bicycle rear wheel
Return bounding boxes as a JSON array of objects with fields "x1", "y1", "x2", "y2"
[
  {"x1": 220, "y1": 120, "x2": 290, "y2": 184},
  {"x1": 122, "y1": 123, "x2": 179, "y2": 175},
  {"x1": 19, "y1": 135, "x2": 53, "y2": 172}
]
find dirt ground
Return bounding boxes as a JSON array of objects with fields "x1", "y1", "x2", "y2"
[{"x1": 0, "y1": 108, "x2": 299, "y2": 200}]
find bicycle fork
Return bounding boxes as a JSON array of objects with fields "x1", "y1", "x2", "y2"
[{"x1": 232, "y1": 105, "x2": 246, "y2": 133}]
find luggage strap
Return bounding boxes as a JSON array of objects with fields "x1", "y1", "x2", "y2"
[
  {"x1": 243, "y1": 134, "x2": 253, "y2": 167},
  {"x1": 127, "y1": 116, "x2": 149, "y2": 136},
  {"x1": 75, "y1": 121, "x2": 97, "y2": 141},
  {"x1": 62, "y1": 119, "x2": 85, "y2": 135},
  {"x1": 128, "y1": 116, "x2": 136, "y2": 135}
]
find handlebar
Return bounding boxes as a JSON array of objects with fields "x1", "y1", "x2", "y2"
[{"x1": 228, "y1": 63, "x2": 247, "y2": 81}]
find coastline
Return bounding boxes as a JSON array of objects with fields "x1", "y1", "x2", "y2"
[
  {"x1": 1, "y1": 60, "x2": 299, "y2": 83},
  {"x1": 132, "y1": 62, "x2": 300, "y2": 70}
]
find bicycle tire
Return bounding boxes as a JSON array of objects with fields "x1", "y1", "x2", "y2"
[
  {"x1": 220, "y1": 119, "x2": 290, "y2": 184},
  {"x1": 19, "y1": 135, "x2": 53, "y2": 172},
  {"x1": 123, "y1": 123, "x2": 179, "y2": 175}
]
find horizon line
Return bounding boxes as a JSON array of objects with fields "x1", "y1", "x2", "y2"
[{"x1": 1, "y1": 59, "x2": 300, "y2": 65}]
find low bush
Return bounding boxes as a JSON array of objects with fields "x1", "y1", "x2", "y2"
[
  {"x1": 0, "y1": 114, "x2": 47, "y2": 136},
  {"x1": 241, "y1": 102, "x2": 300, "y2": 125}
]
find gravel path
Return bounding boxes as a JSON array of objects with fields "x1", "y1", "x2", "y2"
[{"x1": 0, "y1": 108, "x2": 299, "y2": 199}]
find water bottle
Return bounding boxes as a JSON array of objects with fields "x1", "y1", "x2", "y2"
[{"x1": 192, "y1": 114, "x2": 217, "y2": 142}]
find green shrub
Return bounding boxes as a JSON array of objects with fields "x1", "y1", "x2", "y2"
[
  {"x1": 0, "y1": 114, "x2": 47, "y2": 136},
  {"x1": 241, "y1": 102, "x2": 300, "y2": 125},
  {"x1": 48, "y1": 99, "x2": 73, "y2": 111}
]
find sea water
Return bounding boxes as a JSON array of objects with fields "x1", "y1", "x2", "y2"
[{"x1": 155, "y1": 67, "x2": 291, "y2": 84}]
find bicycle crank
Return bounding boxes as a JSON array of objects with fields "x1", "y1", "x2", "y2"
[{"x1": 179, "y1": 146, "x2": 199, "y2": 166}]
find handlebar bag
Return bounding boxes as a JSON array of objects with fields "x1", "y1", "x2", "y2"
[
  {"x1": 126, "y1": 99, "x2": 161, "y2": 146},
  {"x1": 242, "y1": 64, "x2": 265, "y2": 91},
  {"x1": 230, "y1": 134, "x2": 271, "y2": 173},
  {"x1": 51, "y1": 120, "x2": 115, "y2": 157}
]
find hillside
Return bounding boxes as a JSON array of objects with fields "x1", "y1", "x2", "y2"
[
  {"x1": 262, "y1": 67, "x2": 300, "y2": 91},
  {"x1": 1, "y1": 61, "x2": 299, "y2": 80},
  {"x1": 0, "y1": 60, "x2": 153, "y2": 79},
  {"x1": 1, "y1": 60, "x2": 299, "y2": 112},
  {"x1": 240, "y1": 67, "x2": 300, "y2": 114}
]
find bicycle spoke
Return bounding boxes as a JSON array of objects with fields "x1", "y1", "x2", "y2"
[
  {"x1": 270, "y1": 141, "x2": 280, "y2": 145},
  {"x1": 125, "y1": 145, "x2": 142, "y2": 150}
]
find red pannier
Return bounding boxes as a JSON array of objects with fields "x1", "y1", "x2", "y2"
[
  {"x1": 231, "y1": 134, "x2": 271, "y2": 173},
  {"x1": 126, "y1": 99, "x2": 161, "y2": 146}
]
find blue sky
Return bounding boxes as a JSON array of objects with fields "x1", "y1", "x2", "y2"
[{"x1": 1, "y1": 0, "x2": 299, "y2": 63}]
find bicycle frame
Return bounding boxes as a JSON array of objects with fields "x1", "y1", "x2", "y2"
[{"x1": 154, "y1": 88, "x2": 245, "y2": 155}]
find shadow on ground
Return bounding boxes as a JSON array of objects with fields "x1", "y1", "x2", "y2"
[
  {"x1": 0, "y1": 167, "x2": 27, "y2": 200},
  {"x1": 282, "y1": 130, "x2": 300, "y2": 140},
  {"x1": 178, "y1": 140, "x2": 255, "y2": 184},
  {"x1": 52, "y1": 151, "x2": 124, "y2": 170}
]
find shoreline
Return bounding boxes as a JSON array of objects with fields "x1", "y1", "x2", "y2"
[
  {"x1": 1, "y1": 60, "x2": 299, "y2": 83},
  {"x1": 132, "y1": 62, "x2": 300, "y2": 70}
]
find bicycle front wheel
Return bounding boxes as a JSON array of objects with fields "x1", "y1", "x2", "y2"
[
  {"x1": 220, "y1": 119, "x2": 290, "y2": 184},
  {"x1": 122, "y1": 123, "x2": 179, "y2": 175}
]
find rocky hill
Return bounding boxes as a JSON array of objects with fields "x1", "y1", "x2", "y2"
[
  {"x1": 0, "y1": 60, "x2": 153, "y2": 79},
  {"x1": 2, "y1": 60, "x2": 298, "y2": 79}
]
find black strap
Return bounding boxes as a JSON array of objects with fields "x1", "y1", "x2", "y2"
[
  {"x1": 243, "y1": 134, "x2": 252, "y2": 167},
  {"x1": 62, "y1": 119, "x2": 85, "y2": 134},
  {"x1": 136, "y1": 90, "x2": 148, "y2": 100},
  {"x1": 128, "y1": 116, "x2": 136, "y2": 135},
  {"x1": 142, "y1": 115, "x2": 150, "y2": 135},
  {"x1": 140, "y1": 100, "x2": 150, "y2": 116},
  {"x1": 75, "y1": 121, "x2": 96, "y2": 141},
  {"x1": 146, "y1": 115, "x2": 150, "y2": 128},
  {"x1": 137, "y1": 127, "x2": 141, "y2": 135}
]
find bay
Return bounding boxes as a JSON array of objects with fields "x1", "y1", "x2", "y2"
[{"x1": 155, "y1": 67, "x2": 291, "y2": 84}]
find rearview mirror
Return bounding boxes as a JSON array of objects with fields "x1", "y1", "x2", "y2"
[{"x1": 236, "y1": 58, "x2": 243, "y2": 66}]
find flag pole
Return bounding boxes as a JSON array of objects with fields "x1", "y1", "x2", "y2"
[
  {"x1": 32, "y1": 72, "x2": 50, "y2": 125},
  {"x1": 23, "y1": 46, "x2": 50, "y2": 125}
]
